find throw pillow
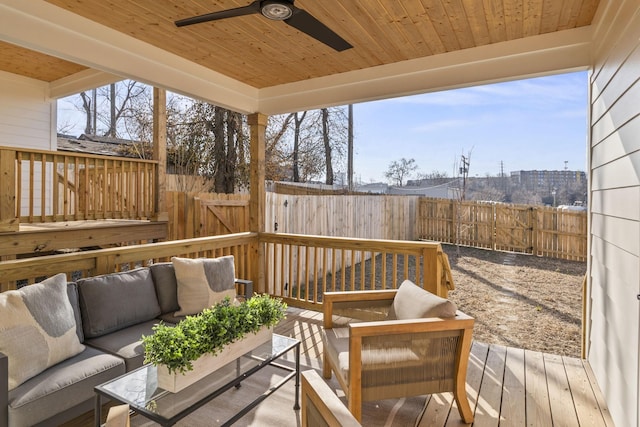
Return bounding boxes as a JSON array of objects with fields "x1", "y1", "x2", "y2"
[
  {"x1": 172, "y1": 255, "x2": 236, "y2": 316},
  {"x1": 387, "y1": 279, "x2": 457, "y2": 320},
  {"x1": 0, "y1": 273, "x2": 85, "y2": 390}
]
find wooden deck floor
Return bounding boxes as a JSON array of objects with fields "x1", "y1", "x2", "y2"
[
  {"x1": 66, "y1": 307, "x2": 614, "y2": 426},
  {"x1": 275, "y1": 307, "x2": 615, "y2": 426}
]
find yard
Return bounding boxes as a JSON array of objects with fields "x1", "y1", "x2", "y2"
[{"x1": 443, "y1": 244, "x2": 586, "y2": 358}]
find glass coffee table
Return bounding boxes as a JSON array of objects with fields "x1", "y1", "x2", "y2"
[{"x1": 94, "y1": 334, "x2": 300, "y2": 426}]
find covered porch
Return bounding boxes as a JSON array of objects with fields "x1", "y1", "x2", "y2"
[{"x1": 1, "y1": 0, "x2": 639, "y2": 425}]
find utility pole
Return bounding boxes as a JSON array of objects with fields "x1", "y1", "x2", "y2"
[{"x1": 347, "y1": 104, "x2": 354, "y2": 191}]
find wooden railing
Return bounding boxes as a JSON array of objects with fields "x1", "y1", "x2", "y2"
[
  {"x1": 0, "y1": 233, "x2": 454, "y2": 308},
  {"x1": 0, "y1": 146, "x2": 158, "y2": 227},
  {"x1": 260, "y1": 232, "x2": 453, "y2": 309},
  {"x1": 0, "y1": 232, "x2": 256, "y2": 291}
]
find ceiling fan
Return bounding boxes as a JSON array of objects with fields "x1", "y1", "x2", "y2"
[{"x1": 175, "y1": 0, "x2": 353, "y2": 52}]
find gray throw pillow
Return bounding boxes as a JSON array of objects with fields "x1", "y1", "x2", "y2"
[
  {"x1": 77, "y1": 267, "x2": 161, "y2": 338},
  {"x1": 387, "y1": 280, "x2": 457, "y2": 320},
  {"x1": 150, "y1": 262, "x2": 180, "y2": 314}
]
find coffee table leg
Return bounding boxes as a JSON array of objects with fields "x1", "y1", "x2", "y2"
[
  {"x1": 294, "y1": 343, "x2": 300, "y2": 410},
  {"x1": 94, "y1": 394, "x2": 101, "y2": 427}
]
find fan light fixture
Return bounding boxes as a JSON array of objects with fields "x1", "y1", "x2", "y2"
[{"x1": 261, "y1": 1, "x2": 293, "y2": 20}]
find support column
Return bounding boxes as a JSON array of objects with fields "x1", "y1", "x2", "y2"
[
  {"x1": 248, "y1": 113, "x2": 267, "y2": 293},
  {"x1": 153, "y1": 87, "x2": 168, "y2": 222}
]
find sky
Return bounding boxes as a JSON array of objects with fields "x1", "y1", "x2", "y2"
[
  {"x1": 58, "y1": 71, "x2": 588, "y2": 184},
  {"x1": 351, "y1": 71, "x2": 588, "y2": 183}
]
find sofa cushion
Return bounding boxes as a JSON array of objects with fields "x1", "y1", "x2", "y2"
[
  {"x1": 66, "y1": 282, "x2": 84, "y2": 343},
  {"x1": 8, "y1": 346, "x2": 125, "y2": 427},
  {"x1": 77, "y1": 268, "x2": 161, "y2": 339},
  {"x1": 84, "y1": 320, "x2": 159, "y2": 371},
  {"x1": 149, "y1": 262, "x2": 180, "y2": 314},
  {"x1": 387, "y1": 280, "x2": 457, "y2": 320},
  {"x1": 0, "y1": 273, "x2": 85, "y2": 390},
  {"x1": 172, "y1": 256, "x2": 236, "y2": 316}
]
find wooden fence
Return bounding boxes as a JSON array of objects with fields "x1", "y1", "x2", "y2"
[
  {"x1": 164, "y1": 192, "x2": 586, "y2": 261},
  {"x1": 417, "y1": 198, "x2": 587, "y2": 261}
]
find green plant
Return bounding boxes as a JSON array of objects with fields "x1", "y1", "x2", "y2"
[{"x1": 142, "y1": 294, "x2": 287, "y2": 374}]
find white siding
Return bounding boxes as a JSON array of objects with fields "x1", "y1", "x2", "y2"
[
  {"x1": 0, "y1": 70, "x2": 55, "y2": 216},
  {"x1": 0, "y1": 71, "x2": 53, "y2": 149},
  {"x1": 588, "y1": 1, "x2": 640, "y2": 426}
]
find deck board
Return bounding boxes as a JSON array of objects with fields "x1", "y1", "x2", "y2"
[{"x1": 62, "y1": 307, "x2": 615, "y2": 427}]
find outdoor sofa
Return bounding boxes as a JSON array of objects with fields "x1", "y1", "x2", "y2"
[{"x1": 0, "y1": 256, "x2": 251, "y2": 427}]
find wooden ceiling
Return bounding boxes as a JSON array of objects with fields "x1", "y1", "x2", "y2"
[{"x1": 6, "y1": 0, "x2": 600, "y2": 88}]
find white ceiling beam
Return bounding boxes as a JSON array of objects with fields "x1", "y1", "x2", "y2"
[
  {"x1": 49, "y1": 69, "x2": 123, "y2": 100},
  {"x1": 258, "y1": 27, "x2": 593, "y2": 115}
]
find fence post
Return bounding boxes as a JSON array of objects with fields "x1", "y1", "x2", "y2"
[{"x1": 530, "y1": 207, "x2": 538, "y2": 256}]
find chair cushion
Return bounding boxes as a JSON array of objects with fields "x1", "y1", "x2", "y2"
[
  {"x1": 149, "y1": 262, "x2": 180, "y2": 314},
  {"x1": 77, "y1": 267, "x2": 161, "y2": 339},
  {"x1": 0, "y1": 273, "x2": 85, "y2": 390},
  {"x1": 172, "y1": 256, "x2": 236, "y2": 316},
  {"x1": 8, "y1": 346, "x2": 125, "y2": 427},
  {"x1": 387, "y1": 280, "x2": 457, "y2": 320}
]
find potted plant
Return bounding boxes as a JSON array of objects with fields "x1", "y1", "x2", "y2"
[{"x1": 142, "y1": 294, "x2": 287, "y2": 392}]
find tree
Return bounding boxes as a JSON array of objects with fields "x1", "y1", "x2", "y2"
[{"x1": 385, "y1": 158, "x2": 418, "y2": 187}]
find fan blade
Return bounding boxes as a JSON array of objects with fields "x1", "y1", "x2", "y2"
[
  {"x1": 175, "y1": 1, "x2": 261, "y2": 27},
  {"x1": 285, "y1": 9, "x2": 352, "y2": 52}
]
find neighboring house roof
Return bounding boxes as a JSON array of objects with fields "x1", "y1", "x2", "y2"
[{"x1": 56, "y1": 134, "x2": 137, "y2": 157}]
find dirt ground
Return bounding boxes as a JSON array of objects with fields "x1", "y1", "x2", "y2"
[{"x1": 441, "y1": 244, "x2": 586, "y2": 358}]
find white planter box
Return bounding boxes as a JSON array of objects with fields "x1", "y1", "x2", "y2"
[{"x1": 156, "y1": 326, "x2": 273, "y2": 393}]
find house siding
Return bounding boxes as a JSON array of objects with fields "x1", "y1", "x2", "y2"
[
  {"x1": 0, "y1": 70, "x2": 55, "y2": 216},
  {"x1": 589, "y1": 1, "x2": 640, "y2": 426},
  {"x1": 0, "y1": 71, "x2": 53, "y2": 149}
]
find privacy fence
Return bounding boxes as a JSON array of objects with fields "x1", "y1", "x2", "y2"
[
  {"x1": 167, "y1": 191, "x2": 586, "y2": 262},
  {"x1": 417, "y1": 197, "x2": 587, "y2": 261}
]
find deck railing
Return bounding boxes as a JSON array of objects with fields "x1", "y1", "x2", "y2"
[
  {"x1": 260, "y1": 232, "x2": 453, "y2": 309},
  {"x1": 0, "y1": 146, "x2": 158, "y2": 228},
  {"x1": 0, "y1": 232, "x2": 256, "y2": 291},
  {"x1": 0, "y1": 233, "x2": 453, "y2": 304}
]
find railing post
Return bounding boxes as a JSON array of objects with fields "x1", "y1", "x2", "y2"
[
  {"x1": 0, "y1": 148, "x2": 18, "y2": 232},
  {"x1": 422, "y1": 246, "x2": 444, "y2": 297}
]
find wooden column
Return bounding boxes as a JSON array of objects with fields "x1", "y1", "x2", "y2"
[
  {"x1": 153, "y1": 87, "x2": 168, "y2": 222},
  {"x1": 248, "y1": 113, "x2": 267, "y2": 292},
  {"x1": 0, "y1": 148, "x2": 18, "y2": 232}
]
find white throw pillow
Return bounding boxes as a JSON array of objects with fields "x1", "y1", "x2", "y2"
[
  {"x1": 387, "y1": 280, "x2": 457, "y2": 320},
  {"x1": 0, "y1": 273, "x2": 85, "y2": 390},
  {"x1": 172, "y1": 256, "x2": 236, "y2": 316}
]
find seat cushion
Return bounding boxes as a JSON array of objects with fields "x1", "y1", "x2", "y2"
[
  {"x1": 322, "y1": 328, "x2": 423, "y2": 388},
  {"x1": 8, "y1": 346, "x2": 125, "y2": 427},
  {"x1": 387, "y1": 280, "x2": 457, "y2": 320},
  {"x1": 0, "y1": 273, "x2": 85, "y2": 390},
  {"x1": 77, "y1": 267, "x2": 161, "y2": 339},
  {"x1": 172, "y1": 256, "x2": 236, "y2": 316},
  {"x1": 84, "y1": 320, "x2": 159, "y2": 371}
]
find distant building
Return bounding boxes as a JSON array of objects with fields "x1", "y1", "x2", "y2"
[{"x1": 510, "y1": 170, "x2": 586, "y2": 192}]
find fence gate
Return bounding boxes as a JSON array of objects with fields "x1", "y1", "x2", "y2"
[
  {"x1": 494, "y1": 205, "x2": 535, "y2": 254},
  {"x1": 195, "y1": 198, "x2": 249, "y2": 236}
]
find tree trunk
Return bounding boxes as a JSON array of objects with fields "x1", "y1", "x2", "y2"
[
  {"x1": 322, "y1": 108, "x2": 333, "y2": 185},
  {"x1": 80, "y1": 92, "x2": 92, "y2": 135},
  {"x1": 213, "y1": 106, "x2": 226, "y2": 193},
  {"x1": 108, "y1": 83, "x2": 116, "y2": 137},
  {"x1": 292, "y1": 111, "x2": 307, "y2": 182}
]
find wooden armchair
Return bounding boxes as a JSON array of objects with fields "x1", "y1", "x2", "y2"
[
  {"x1": 321, "y1": 287, "x2": 474, "y2": 423},
  {"x1": 301, "y1": 370, "x2": 361, "y2": 427}
]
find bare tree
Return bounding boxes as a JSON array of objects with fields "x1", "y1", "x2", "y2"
[{"x1": 385, "y1": 158, "x2": 418, "y2": 187}]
